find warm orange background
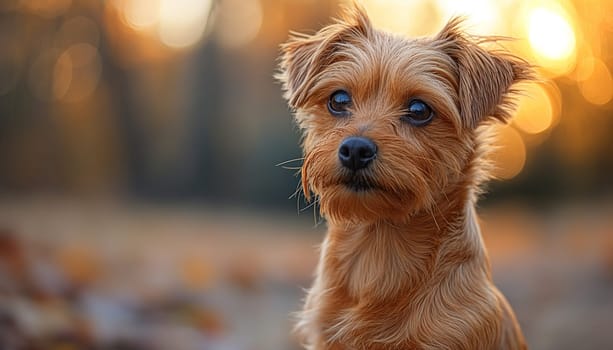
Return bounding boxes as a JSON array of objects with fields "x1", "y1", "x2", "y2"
[{"x1": 0, "y1": 1, "x2": 611, "y2": 349}]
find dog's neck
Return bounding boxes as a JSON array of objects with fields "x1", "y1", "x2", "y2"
[{"x1": 321, "y1": 183, "x2": 491, "y2": 302}]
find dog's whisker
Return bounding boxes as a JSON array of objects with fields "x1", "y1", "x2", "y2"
[
  {"x1": 289, "y1": 180, "x2": 303, "y2": 200},
  {"x1": 280, "y1": 165, "x2": 302, "y2": 170},
  {"x1": 275, "y1": 157, "x2": 305, "y2": 167},
  {"x1": 300, "y1": 197, "x2": 319, "y2": 213}
]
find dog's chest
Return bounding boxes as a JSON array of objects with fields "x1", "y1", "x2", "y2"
[{"x1": 329, "y1": 225, "x2": 434, "y2": 300}]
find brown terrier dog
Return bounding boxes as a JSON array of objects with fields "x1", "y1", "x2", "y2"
[{"x1": 278, "y1": 4, "x2": 533, "y2": 350}]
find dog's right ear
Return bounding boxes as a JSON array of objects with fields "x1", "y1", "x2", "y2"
[
  {"x1": 277, "y1": 5, "x2": 372, "y2": 109},
  {"x1": 435, "y1": 18, "x2": 534, "y2": 128}
]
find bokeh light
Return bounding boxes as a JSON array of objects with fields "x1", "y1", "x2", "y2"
[
  {"x1": 489, "y1": 125, "x2": 527, "y2": 180},
  {"x1": 55, "y1": 43, "x2": 102, "y2": 102},
  {"x1": 53, "y1": 51, "x2": 73, "y2": 100},
  {"x1": 123, "y1": 0, "x2": 160, "y2": 30},
  {"x1": 524, "y1": 2, "x2": 577, "y2": 76},
  {"x1": 216, "y1": 0, "x2": 263, "y2": 49},
  {"x1": 28, "y1": 49, "x2": 63, "y2": 101},
  {"x1": 528, "y1": 7, "x2": 575, "y2": 60},
  {"x1": 117, "y1": 0, "x2": 214, "y2": 49},
  {"x1": 513, "y1": 83, "x2": 555, "y2": 135},
  {"x1": 578, "y1": 57, "x2": 613, "y2": 105},
  {"x1": 158, "y1": 0, "x2": 213, "y2": 48}
]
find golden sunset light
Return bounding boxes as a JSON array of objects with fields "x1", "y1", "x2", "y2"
[
  {"x1": 158, "y1": 0, "x2": 213, "y2": 48},
  {"x1": 579, "y1": 57, "x2": 613, "y2": 105},
  {"x1": 527, "y1": 7, "x2": 575, "y2": 61},
  {"x1": 525, "y1": 3, "x2": 577, "y2": 76},
  {"x1": 118, "y1": 0, "x2": 214, "y2": 48},
  {"x1": 513, "y1": 83, "x2": 555, "y2": 135},
  {"x1": 0, "y1": 1, "x2": 612, "y2": 349}
]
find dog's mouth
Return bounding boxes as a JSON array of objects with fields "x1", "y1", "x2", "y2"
[{"x1": 341, "y1": 174, "x2": 379, "y2": 192}]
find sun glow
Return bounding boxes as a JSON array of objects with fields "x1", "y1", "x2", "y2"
[
  {"x1": 435, "y1": 0, "x2": 501, "y2": 35},
  {"x1": 526, "y1": 4, "x2": 576, "y2": 75}
]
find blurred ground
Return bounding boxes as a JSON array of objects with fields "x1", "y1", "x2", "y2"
[{"x1": 0, "y1": 197, "x2": 612, "y2": 349}]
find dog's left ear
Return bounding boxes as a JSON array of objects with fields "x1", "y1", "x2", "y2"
[
  {"x1": 435, "y1": 18, "x2": 534, "y2": 128},
  {"x1": 277, "y1": 5, "x2": 372, "y2": 109}
]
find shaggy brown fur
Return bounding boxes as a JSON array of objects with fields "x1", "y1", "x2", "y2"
[{"x1": 278, "y1": 4, "x2": 533, "y2": 350}]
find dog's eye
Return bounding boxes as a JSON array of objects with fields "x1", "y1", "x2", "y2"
[
  {"x1": 402, "y1": 99, "x2": 434, "y2": 126},
  {"x1": 328, "y1": 90, "x2": 352, "y2": 117}
]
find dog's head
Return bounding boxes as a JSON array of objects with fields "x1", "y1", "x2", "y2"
[{"x1": 278, "y1": 5, "x2": 533, "y2": 223}]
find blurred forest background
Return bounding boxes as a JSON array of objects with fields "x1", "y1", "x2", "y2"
[{"x1": 0, "y1": 0, "x2": 612, "y2": 349}]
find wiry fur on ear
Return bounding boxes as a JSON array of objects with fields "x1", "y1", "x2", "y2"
[
  {"x1": 435, "y1": 18, "x2": 535, "y2": 128},
  {"x1": 276, "y1": 4, "x2": 372, "y2": 109}
]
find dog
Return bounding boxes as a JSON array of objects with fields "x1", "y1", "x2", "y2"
[{"x1": 278, "y1": 4, "x2": 533, "y2": 350}]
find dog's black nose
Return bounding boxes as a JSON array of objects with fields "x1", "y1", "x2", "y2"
[{"x1": 338, "y1": 136, "x2": 377, "y2": 171}]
